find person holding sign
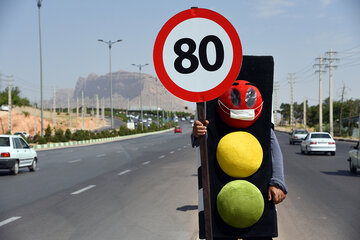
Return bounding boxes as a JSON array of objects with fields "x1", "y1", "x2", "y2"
[{"x1": 191, "y1": 77, "x2": 287, "y2": 240}]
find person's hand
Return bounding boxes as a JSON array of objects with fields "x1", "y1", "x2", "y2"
[
  {"x1": 268, "y1": 185, "x2": 286, "y2": 204},
  {"x1": 193, "y1": 120, "x2": 209, "y2": 138}
]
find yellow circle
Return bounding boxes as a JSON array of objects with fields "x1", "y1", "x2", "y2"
[{"x1": 217, "y1": 131, "x2": 263, "y2": 178}]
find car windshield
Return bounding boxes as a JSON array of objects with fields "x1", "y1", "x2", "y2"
[
  {"x1": 294, "y1": 130, "x2": 308, "y2": 134},
  {"x1": 311, "y1": 133, "x2": 331, "y2": 139},
  {"x1": 0, "y1": 137, "x2": 10, "y2": 146}
]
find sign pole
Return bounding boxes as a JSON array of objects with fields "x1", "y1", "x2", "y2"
[{"x1": 197, "y1": 102, "x2": 213, "y2": 239}]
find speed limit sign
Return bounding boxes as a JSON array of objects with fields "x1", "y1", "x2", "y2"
[{"x1": 153, "y1": 8, "x2": 242, "y2": 102}]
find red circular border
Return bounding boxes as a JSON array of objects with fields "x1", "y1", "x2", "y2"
[{"x1": 153, "y1": 8, "x2": 242, "y2": 102}]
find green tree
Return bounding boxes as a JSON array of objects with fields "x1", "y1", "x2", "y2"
[
  {"x1": 45, "y1": 124, "x2": 52, "y2": 141},
  {"x1": 0, "y1": 86, "x2": 30, "y2": 107}
]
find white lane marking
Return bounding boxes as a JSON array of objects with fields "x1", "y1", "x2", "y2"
[
  {"x1": 159, "y1": 155, "x2": 165, "y2": 159},
  {"x1": 96, "y1": 154, "x2": 106, "y2": 158},
  {"x1": 183, "y1": 146, "x2": 186, "y2": 148},
  {"x1": 177, "y1": 148, "x2": 182, "y2": 151},
  {"x1": 118, "y1": 169, "x2": 131, "y2": 176},
  {"x1": 142, "y1": 161, "x2": 151, "y2": 165},
  {"x1": 0, "y1": 216, "x2": 22, "y2": 227},
  {"x1": 68, "y1": 159, "x2": 82, "y2": 163},
  {"x1": 71, "y1": 185, "x2": 96, "y2": 195},
  {"x1": 170, "y1": 151, "x2": 175, "y2": 154}
]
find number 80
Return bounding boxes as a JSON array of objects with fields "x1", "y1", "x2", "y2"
[{"x1": 174, "y1": 35, "x2": 224, "y2": 74}]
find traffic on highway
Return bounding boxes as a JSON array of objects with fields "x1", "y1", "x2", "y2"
[{"x1": 0, "y1": 122, "x2": 359, "y2": 239}]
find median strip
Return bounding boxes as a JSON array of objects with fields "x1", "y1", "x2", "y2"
[
  {"x1": 71, "y1": 185, "x2": 96, "y2": 195},
  {"x1": 0, "y1": 217, "x2": 22, "y2": 227}
]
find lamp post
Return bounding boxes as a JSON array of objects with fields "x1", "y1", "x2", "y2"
[
  {"x1": 132, "y1": 63, "x2": 148, "y2": 131},
  {"x1": 98, "y1": 39, "x2": 122, "y2": 129},
  {"x1": 36, "y1": 0, "x2": 44, "y2": 136}
]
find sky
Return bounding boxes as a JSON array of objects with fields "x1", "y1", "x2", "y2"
[{"x1": 0, "y1": 0, "x2": 359, "y2": 110}]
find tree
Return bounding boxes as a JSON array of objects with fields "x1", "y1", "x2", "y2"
[{"x1": 0, "y1": 87, "x2": 30, "y2": 107}]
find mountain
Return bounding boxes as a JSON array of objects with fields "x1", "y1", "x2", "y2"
[{"x1": 52, "y1": 70, "x2": 193, "y2": 112}]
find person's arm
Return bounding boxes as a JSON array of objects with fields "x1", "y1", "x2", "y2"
[{"x1": 268, "y1": 128, "x2": 288, "y2": 204}]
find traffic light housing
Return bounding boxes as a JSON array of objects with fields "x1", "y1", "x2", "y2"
[{"x1": 198, "y1": 56, "x2": 276, "y2": 239}]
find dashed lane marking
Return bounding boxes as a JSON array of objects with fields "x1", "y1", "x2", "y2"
[
  {"x1": 96, "y1": 154, "x2": 106, "y2": 158},
  {"x1": 0, "y1": 217, "x2": 22, "y2": 227},
  {"x1": 118, "y1": 169, "x2": 131, "y2": 176},
  {"x1": 142, "y1": 161, "x2": 151, "y2": 165},
  {"x1": 71, "y1": 185, "x2": 96, "y2": 195},
  {"x1": 68, "y1": 159, "x2": 82, "y2": 163},
  {"x1": 159, "y1": 155, "x2": 165, "y2": 159},
  {"x1": 170, "y1": 151, "x2": 175, "y2": 154},
  {"x1": 177, "y1": 148, "x2": 182, "y2": 151}
]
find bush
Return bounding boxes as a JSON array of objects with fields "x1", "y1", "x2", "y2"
[
  {"x1": 45, "y1": 124, "x2": 52, "y2": 141},
  {"x1": 22, "y1": 111, "x2": 30, "y2": 117},
  {"x1": 53, "y1": 128, "x2": 65, "y2": 142},
  {"x1": 65, "y1": 129, "x2": 72, "y2": 141},
  {"x1": 38, "y1": 136, "x2": 47, "y2": 144}
]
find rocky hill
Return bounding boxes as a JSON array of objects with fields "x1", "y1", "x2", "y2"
[{"x1": 52, "y1": 70, "x2": 193, "y2": 112}]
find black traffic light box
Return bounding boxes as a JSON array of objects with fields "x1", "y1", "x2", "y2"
[{"x1": 198, "y1": 56, "x2": 277, "y2": 239}]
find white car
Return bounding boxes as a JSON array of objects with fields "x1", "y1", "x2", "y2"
[
  {"x1": 14, "y1": 131, "x2": 30, "y2": 139},
  {"x1": 300, "y1": 132, "x2": 336, "y2": 156},
  {"x1": 0, "y1": 135, "x2": 38, "y2": 175},
  {"x1": 348, "y1": 141, "x2": 359, "y2": 173}
]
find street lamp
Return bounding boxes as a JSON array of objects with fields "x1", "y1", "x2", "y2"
[
  {"x1": 36, "y1": 0, "x2": 44, "y2": 136},
  {"x1": 132, "y1": 63, "x2": 148, "y2": 131},
  {"x1": 98, "y1": 39, "x2": 122, "y2": 129}
]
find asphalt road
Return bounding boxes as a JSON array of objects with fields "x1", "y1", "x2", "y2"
[
  {"x1": 0, "y1": 126, "x2": 359, "y2": 240},
  {"x1": 0, "y1": 122, "x2": 198, "y2": 240},
  {"x1": 276, "y1": 131, "x2": 360, "y2": 240}
]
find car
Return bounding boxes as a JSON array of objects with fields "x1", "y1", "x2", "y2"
[
  {"x1": 14, "y1": 131, "x2": 30, "y2": 139},
  {"x1": 300, "y1": 132, "x2": 336, "y2": 155},
  {"x1": 289, "y1": 129, "x2": 308, "y2": 144},
  {"x1": 0, "y1": 135, "x2": 38, "y2": 175},
  {"x1": 174, "y1": 126, "x2": 182, "y2": 133},
  {"x1": 347, "y1": 141, "x2": 359, "y2": 173},
  {"x1": 0, "y1": 105, "x2": 9, "y2": 111}
]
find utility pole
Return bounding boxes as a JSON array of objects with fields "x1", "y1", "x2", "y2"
[
  {"x1": 314, "y1": 56, "x2": 326, "y2": 131},
  {"x1": 339, "y1": 83, "x2": 346, "y2": 136},
  {"x1": 324, "y1": 49, "x2": 338, "y2": 136},
  {"x1": 273, "y1": 81, "x2": 279, "y2": 128},
  {"x1": 289, "y1": 73, "x2": 294, "y2": 131},
  {"x1": 96, "y1": 95, "x2": 99, "y2": 128},
  {"x1": 102, "y1": 97, "x2": 105, "y2": 127},
  {"x1": 303, "y1": 96, "x2": 307, "y2": 130},
  {"x1": 68, "y1": 96, "x2": 72, "y2": 130},
  {"x1": 36, "y1": 0, "x2": 44, "y2": 137},
  {"x1": 53, "y1": 86, "x2": 56, "y2": 129},
  {"x1": 132, "y1": 63, "x2": 149, "y2": 131},
  {"x1": 34, "y1": 99, "x2": 37, "y2": 135},
  {"x1": 8, "y1": 75, "x2": 12, "y2": 133},
  {"x1": 82, "y1": 91, "x2": 84, "y2": 130}
]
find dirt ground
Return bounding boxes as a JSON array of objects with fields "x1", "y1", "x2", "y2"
[{"x1": 0, "y1": 106, "x2": 108, "y2": 136}]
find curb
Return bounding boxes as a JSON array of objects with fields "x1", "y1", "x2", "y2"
[{"x1": 33, "y1": 128, "x2": 174, "y2": 151}]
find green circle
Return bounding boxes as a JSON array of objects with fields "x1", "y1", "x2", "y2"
[{"x1": 217, "y1": 180, "x2": 264, "y2": 228}]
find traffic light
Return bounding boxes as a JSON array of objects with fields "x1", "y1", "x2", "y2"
[{"x1": 198, "y1": 56, "x2": 277, "y2": 239}]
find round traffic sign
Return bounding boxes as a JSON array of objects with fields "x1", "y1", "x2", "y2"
[{"x1": 153, "y1": 8, "x2": 242, "y2": 102}]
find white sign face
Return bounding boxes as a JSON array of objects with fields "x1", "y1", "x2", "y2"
[
  {"x1": 163, "y1": 18, "x2": 234, "y2": 92},
  {"x1": 153, "y1": 8, "x2": 242, "y2": 102}
]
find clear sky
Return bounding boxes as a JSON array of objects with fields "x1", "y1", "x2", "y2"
[{"x1": 0, "y1": 0, "x2": 359, "y2": 109}]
